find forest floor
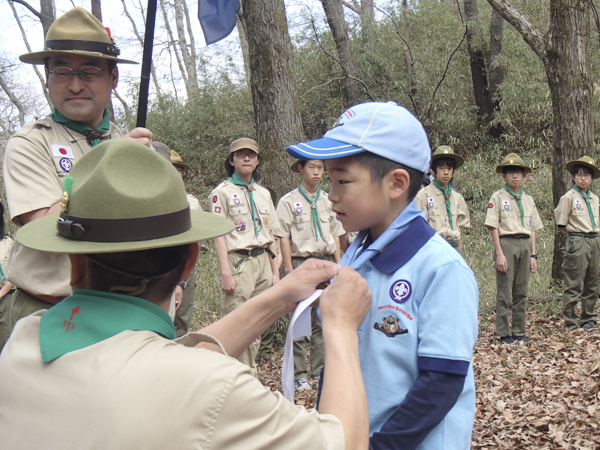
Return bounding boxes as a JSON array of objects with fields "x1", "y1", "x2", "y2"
[{"x1": 256, "y1": 308, "x2": 600, "y2": 450}]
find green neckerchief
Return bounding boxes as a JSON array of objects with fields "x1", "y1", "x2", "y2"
[
  {"x1": 0, "y1": 263, "x2": 5, "y2": 283},
  {"x1": 297, "y1": 182, "x2": 325, "y2": 241},
  {"x1": 504, "y1": 184, "x2": 525, "y2": 227},
  {"x1": 39, "y1": 289, "x2": 175, "y2": 363},
  {"x1": 433, "y1": 179, "x2": 453, "y2": 230},
  {"x1": 49, "y1": 107, "x2": 111, "y2": 147},
  {"x1": 573, "y1": 185, "x2": 597, "y2": 230},
  {"x1": 228, "y1": 172, "x2": 259, "y2": 236}
]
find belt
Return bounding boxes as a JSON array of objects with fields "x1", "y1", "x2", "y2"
[
  {"x1": 22, "y1": 289, "x2": 65, "y2": 305},
  {"x1": 569, "y1": 233, "x2": 598, "y2": 238},
  {"x1": 502, "y1": 234, "x2": 530, "y2": 239},
  {"x1": 292, "y1": 254, "x2": 335, "y2": 263},
  {"x1": 234, "y1": 247, "x2": 276, "y2": 259}
]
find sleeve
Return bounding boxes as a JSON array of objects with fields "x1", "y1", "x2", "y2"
[
  {"x1": 370, "y1": 371, "x2": 466, "y2": 450},
  {"x1": 484, "y1": 193, "x2": 499, "y2": 229},
  {"x1": 3, "y1": 133, "x2": 63, "y2": 223},
  {"x1": 414, "y1": 189, "x2": 428, "y2": 213},
  {"x1": 554, "y1": 193, "x2": 570, "y2": 227},
  {"x1": 212, "y1": 365, "x2": 345, "y2": 449},
  {"x1": 274, "y1": 197, "x2": 293, "y2": 239},
  {"x1": 329, "y1": 211, "x2": 345, "y2": 238},
  {"x1": 456, "y1": 193, "x2": 471, "y2": 229},
  {"x1": 530, "y1": 198, "x2": 543, "y2": 231},
  {"x1": 209, "y1": 186, "x2": 229, "y2": 218}
]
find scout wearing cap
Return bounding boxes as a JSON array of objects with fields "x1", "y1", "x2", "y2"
[
  {"x1": 210, "y1": 137, "x2": 279, "y2": 374},
  {"x1": 415, "y1": 146, "x2": 470, "y2": 250},
  {"x1": 0, "y1": 7, "x2": 151, "y2": 352},
  {"x1": 555, "y1": 156, "x2": 600, "y2": 331},
  {"x1": 485, "y1": 153, "x2": 543, "y2": 344},
  {"x1": 0, "y1": 139, "x2": 359, "y2": 449},
  {"x1": 271, "y1": 158, "x2": 344, "y2": 390}
]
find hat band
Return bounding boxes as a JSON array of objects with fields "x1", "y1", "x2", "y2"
[
  {"x1": 57, "y1": 207, "x2": 191, "y2": 243},
  {"x1": 45, "y1": 39, "x2": 121, "y2": 57}
]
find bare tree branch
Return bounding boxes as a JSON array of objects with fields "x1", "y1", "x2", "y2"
[
  {"x1": 341, "y1": 0, "x2": 360, "y2": 15},
  {"x1": 9, "y1": 0, "x2": 41, "y2": 20},
  {"x1": 112, "y1": 88, "x2": 130, "y2": 123},
  {"x1": 159, "y1": 0, "x2": 189, "y2": 94},
  {"x1": 0, "y1": 73, "x2": 25, "y2": 127}
]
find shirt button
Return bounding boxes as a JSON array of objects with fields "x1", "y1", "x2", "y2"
[{"x1": 364, "y1": 265, "x2": 371, "y2": 272}]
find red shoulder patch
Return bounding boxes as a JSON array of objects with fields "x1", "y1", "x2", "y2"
[
  {"x1": 212, "y1": 196, "x2": 218, "y2": 203},
  {"x1": 488, "y1": 203, "x2": 494, "y2": 208}
]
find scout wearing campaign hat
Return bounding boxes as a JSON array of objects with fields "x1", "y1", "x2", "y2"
[
  {"x1": 16, "y1": 139, "x2": 232, "y2": 255},
  {"x1": 170, "y1": 150, "x2": 192, "y2": 172},
  {"x1": 19, "y1": 7, "x2": 137, "y2": 65},
  {"x1": 230, "y1": 138, "x2": 260, "y2": 154},
  {"x1": 495, "y1": 153, "x2": 532, "y2": 174},
  {"x1": 431, "y1": 145, "x2": 464, "y2": 169},
  {"x1": 565, "y1": 156, "x2": 600, "y2": 179}
]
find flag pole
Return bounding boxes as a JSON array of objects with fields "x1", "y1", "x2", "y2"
[{"x1": 136, "y1": 0, "x2": 158, "y2": 128}]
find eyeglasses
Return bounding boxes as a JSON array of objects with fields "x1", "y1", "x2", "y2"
[
  {"x1": 575, "y1": 173, "x2": 592, "y2": 179},
  {"x1": 233, "y1": 151, "x2": 258, "y2": 159},
  {"x1": 49, "y1": 66, "x2": 108, "y2": 82}
]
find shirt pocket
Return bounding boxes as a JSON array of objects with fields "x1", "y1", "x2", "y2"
[
  {"x1": 294, "y1": 214, "x2": 311, "y2": 226},
  {"x1": 319, "y1": 211, "x2": 331, "y2": 224},
  {"x1": 571, "y1": 208, "x2": 586, "y2": 217},
  {"x1": 257, "y1": 203, "x2": 271, "y2": 228},
  {"x1": 228, "y1": 200, "x2": 249, "y2": 216}
]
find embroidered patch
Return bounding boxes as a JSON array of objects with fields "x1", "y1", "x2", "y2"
[
  {"x1": 234, "y1": 198, "x2": 240, "y2": 205},
  {"x1": 214, "y1": 206, "x2": 221, "y2": 213},
  {"x1": 575, "y1": 199, "x2": 582, "y2": 210},
  {"x1": 263, "y1": 217, "x2": 269, "y2": 227},
  {"x1": 502, "y1": 199, "x2": 510, "y2": 211},
  {"x1": 59, "y1": 158, "x2": 73, "y2": 172},
  {"x1": 427, "y1": 196, "x2": 435, "y2": 208},
  {"x1": 235, "y1": 218, "x2": 246, "y2": 232},
  {"x1": 294, "y1": 201, "x2": 303, "y2": 215},
  {"x1": 374, "y1": 315, "x2": 408, "y2": 337},
  {"x1": 488, "y1": 203, "x2": 494, "y2": 208},
  {"x1": 51, "y1": 144, "x2": 74, "y2": 158},
  {"x1": 212, "y1": 195, "x2": 218, "y2": 203},
  {"x1": 63, "y1": 306, "x2": 80, "y2": 333},
  {"x1": 390, "y1": 280, "x2": 411, "y2": 304}
]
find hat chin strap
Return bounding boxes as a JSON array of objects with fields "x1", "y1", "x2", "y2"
[{"x1": 86, "y1": 254, "x2": 173, "y2": 297}]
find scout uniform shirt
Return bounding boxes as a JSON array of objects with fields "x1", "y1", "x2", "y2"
[
  {"x1": 209, "y1": 180, "x2": 276, "y2": 251},
  {"x1": 554, "y1": 188, "x2": 600, "y2": 233},
  {"x1": 273, "y1": 187, "x2": 344, "y2": 257},
  {"x1": 415, "y1": 183, "x2": 471, "y2": 241},
  {"x1": 3, "y1": 117, "x2": 125, "y2": 297},
  {"x1": 484, "y1": 188, "x2": 543, "y2": 236}
]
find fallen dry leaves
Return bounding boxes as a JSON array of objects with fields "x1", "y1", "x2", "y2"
[{"x1": 257, "y1": 310, "x2": 600, "y2": 449}]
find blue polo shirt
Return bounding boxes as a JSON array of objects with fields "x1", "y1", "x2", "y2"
[{"x1": 355, "y1": 217, "x2": 478, "y2": 449}]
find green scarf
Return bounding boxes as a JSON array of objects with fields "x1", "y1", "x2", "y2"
[
  {"x1": 228, "y1": 172, "x2": 259, "y2": 236},
  {"x1": 297, "y1": 182, "x2": 325, "y2": 241},
  {"x1": 433, "y1": 179, "x2": 453, "y2": 230},
  {"x1": 49, "y1": 107, "x2": 111, "y2": 147},
  {"x1": 504, "y1": 184, "x2": 525, "y2": 227},
  {"x1": 573, "y1": 185, "x2": 597, "y2": 230},
  {"x1": 39, "y1": 289, "x2": 175, "y2": 363}
]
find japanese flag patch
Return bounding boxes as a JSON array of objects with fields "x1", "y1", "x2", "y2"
[
  {"x1": 427, "y1": 197, "x2": 435, "y2": 208},
  {"x1": 52, "y1": 145, "x2": 74, "y2": 159},
  {"x1": 231, "y1": 193, "x2": 241, "y2": 205},
  {"x1": 294, "y1": 201, "x2": 303, "y2": 214},
  {"x1": 502, "y1": 200, "x2": 510, "y2": 211},
  {"x1": 574, "y1": 199, "x2": 582, "y2": 210}
]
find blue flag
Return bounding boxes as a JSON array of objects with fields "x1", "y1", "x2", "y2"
[{"x1": 198, "y1": 0, "x2": 241, "y2": 45}]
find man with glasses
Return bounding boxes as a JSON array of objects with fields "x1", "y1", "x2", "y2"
[
  {"x1": 0, "y1": 7, "x2": 153, "y2": 351},
  {"x1": 209, "y1": 138, "x2": 280, "y2": 373}
]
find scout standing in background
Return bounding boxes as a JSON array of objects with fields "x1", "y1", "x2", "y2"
[
  {"x1": 210, "y1": 138, "x2": 279, "y2": 373},
  {"x1": 415, "y1": 146, "x2": 471, "y2": 252},
  {"x1": 485, "y1": 153, "x2": 543, "y2": 345},
  {"x1": 554, "y1": 156, "x2": 600, "y2": 331},
  {"x1": 273, "y1": 159, "x2": 345, "y2": 392}
]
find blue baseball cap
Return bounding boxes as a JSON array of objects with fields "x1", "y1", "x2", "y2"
[{"x1": 287, "y1": 101, "x2": 431, "y2": 173}]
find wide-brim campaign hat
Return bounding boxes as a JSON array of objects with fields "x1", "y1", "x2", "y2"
[
  {"x1": 16, "y1": 139, "x2": 233, "y2": 254},
  {"x1": 169, "y1": 150, "x2": 191, "y2": 172},
  {"x1": 290, "y1": 160, "x2": 302, "y2": 173},
  {"x1": 495, "y1": 153, "x2": 531, "y2": 174},
  {"x1": 431, "y1": 145, "x2": 464, "y2": 169},
  {"x1": 566, "y1": 156, "x2": 600, "y2": 179},
  {"x1": 19, "y1": 7, "x2": 137, "y2": 65},
  {"x1": 287, "y1": 101, "x2": 431, "y2": 174},
  {"x1": 229, "y1": 138, "x2": 259, "y2": 154}
]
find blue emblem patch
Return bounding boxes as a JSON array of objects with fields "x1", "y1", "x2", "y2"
[
  {"x1": 59, "y1": 158, "x2": 73, "y2": 172},
  {"x1": 390, "y1": 280, "x2": 411, "y2": 304}
]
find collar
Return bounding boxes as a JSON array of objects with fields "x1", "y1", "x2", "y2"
[
  {"x1": 370, "y1": 216, "x2": 436, "y2": 274},
  {"x1": 39, "y1": 289, "x2": 175, "y2": 363}
]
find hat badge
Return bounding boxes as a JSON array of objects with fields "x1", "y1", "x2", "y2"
[
  {"x1": 510, "y1": 159, "x2": 514, "y2": 164},
  {"x1": 444, "y1": 150, "x2": 448, "y2": 154}
]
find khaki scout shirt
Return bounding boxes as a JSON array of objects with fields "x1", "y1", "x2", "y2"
[
  {"x1": 187, "y1": 193, "x2": 201, "y2": 211},
  {"x1": 415, "y1": 184, "x2": 471, "y2": 241},
  {"x1": 209, "y1": 180, "x2": 276, "y2": 252},
  {"x1": 273, "y1": 188, "x2": 344, "y2": 257},
  {"x1": 0, "y1": 311, "x2": 345, "y2": 450},
  {"x1": 485, "y1": 188, "x2": 543, "y2": 236},
  {"x1": 0, "y1": 236, "x2": 13, "y2": 276},
  {"x1": 554, "y1": 188, "x2": 600, "y2": 233},
  {"x1": 3, "y1": 117, "x2": 125, "y2": 296}
]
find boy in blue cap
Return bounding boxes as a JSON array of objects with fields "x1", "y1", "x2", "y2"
[{"x1": 288, "y1": 101, "x2": 479, "y2": 449}]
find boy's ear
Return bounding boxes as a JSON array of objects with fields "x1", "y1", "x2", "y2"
[
  {"x1": 389, "y1": 168, "x2": 410, "y2": 200},
  {"x1": 501, "y1": 173, "x2": 507, "y2": 180}
]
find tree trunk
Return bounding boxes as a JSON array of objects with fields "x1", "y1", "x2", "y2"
[
  {"x1": 241, "y1": 0, "x2": 305, "y2": 195},
  {"x1": 90, "y1": 0, "x2": 115, "y2": 121},
  {"x1": 174, "y1": 0, "x2": 198, "y2": 92},
  {"x1": 464, "y1": 0, "x2": 493, "y2": 123},
  {"x1": 488, "y1": 8, "x2": 504, "y2": 137},
  {"x1": 39, "y1": 0, "x2": 54, "y2": 38},
  {"x1": 320, "y1": 0, "x2": 360, "y2": 107},
  {"x1": 401, "y1": 0, "x2": 421, "y2": 116},
  {"x1": 486, "y1": 0, "x2": 593, "y2": 280},
  {"x1": 359, "y1": 0, "x2": 374, "y2": 40},
  {"x1": 236, "y1": 11, "x2": 250, "y2": 80},
  {"x1": 160, "y1": 0, "x2": 190, "y2": 96}
]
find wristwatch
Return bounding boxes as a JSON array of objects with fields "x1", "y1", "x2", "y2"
[
  {"x1": 530, "y1": 254, "x2": 538, "y2": 259},
  {"x1": 177, "y1": 281, "x2": 187, "y2": 289}
]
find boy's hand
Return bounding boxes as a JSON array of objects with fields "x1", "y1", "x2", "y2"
[
  {"x1": 530, "y1": 257, "x2": 538, "y2": 274},
  {"x1": 320, "y1": 267, "x2": 372, "y2": 332},
  {"x1": 221, "y1": 272, "x2": 236, "y2": 294},
  {"x1": 496, "y1": 253, "x2": 508, "y2": 273}
]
